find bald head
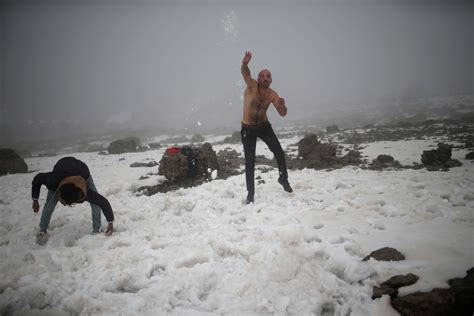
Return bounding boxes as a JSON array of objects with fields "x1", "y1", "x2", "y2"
[{"x1": 257, "y1": 69, "x2": 272, "y2": 88}]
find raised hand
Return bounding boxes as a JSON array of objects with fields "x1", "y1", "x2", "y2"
[{"x1": 242, "y1": 51, "x2": 252, "y2": 65}]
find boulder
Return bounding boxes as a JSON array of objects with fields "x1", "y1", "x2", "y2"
[
  {"x1": 465, "y1": 152, "x2": 474, "y2": 160},
  {"x1": 108, "y1": 137, "x2": 141, "y2": 154},
  {"x1": 372, "y1": 273, "x2": 419, "y2": 299},
  {"x1": 421, "y1": 143, "x2": 462, "y2": 170},
  {"x1": 298, "y1": 134, "x2": 321, "y2": 159},
  {"x1": 158, "y1": 143, "x2": 218, "y2": 181},
  {"x1": 362, "y1": 247, "x2": 405, "y2": 262},
  {"x1": 190, "y1": 134, "x2": 205, "y2": 143},
  {"x1": 130, "y1": 161, "x2": 158, "y2": 168},
  {"x1": 0, "y1": 149, "x2": 28, "y2": 176},
  {"x1": 222, "y1": 131, "x2": 241, "y2": 144},
  {"x1": 326, "y1": 124, "x2": 340, "y2": 133},
  {"x1": 370, "y1": 154, "x2": 401, "y2": 170},
  {"x1": 421, "y1": 143, "x2": 452, "y2": 165},
  {"x1": 392, "y1": 269, "x2": 474, "y2": 316},
  {"x1": 148, "y1": 142, "x2": 161, "y2": 150}
]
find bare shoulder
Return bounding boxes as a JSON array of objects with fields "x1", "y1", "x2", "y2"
[
  {"x1": 247, "y1": 79, "x2": 258, "y2": 90},
  {"x1": 270, "y1": 89, "x2": 280, "y2": 100}
]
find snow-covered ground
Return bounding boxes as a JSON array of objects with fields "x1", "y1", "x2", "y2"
[{"x1": 0, "y1": 132, "x2": 473, "y2": 315}]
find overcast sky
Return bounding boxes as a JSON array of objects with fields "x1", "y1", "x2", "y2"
[{"x1": 1, "y1": 0, "x2": 472, "y2": 143}]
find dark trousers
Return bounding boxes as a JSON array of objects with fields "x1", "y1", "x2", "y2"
[{"x1": 241, "y1": 121, "x2": 288, "y2": 195}]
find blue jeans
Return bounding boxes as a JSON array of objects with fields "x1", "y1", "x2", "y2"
[{"x1": 39, "y1": 177, "x2": 102, "y2": 232}]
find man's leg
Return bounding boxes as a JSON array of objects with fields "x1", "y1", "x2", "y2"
[
  {"x1": 259, "y1": 122, "x2": 292, "y2": 192},
  {"x1": 39, "y1": 190, "x2": 59, "y2": 233},
  {"x1": 241, "y1": 127, "x2": 257, "y2": 203},
  {"x1": 87, "y1": 177, "x2": 102, "y2": 232}
]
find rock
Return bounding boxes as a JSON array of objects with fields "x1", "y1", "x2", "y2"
[
  {"x1": 373, "y1": 273, "x2": 420, "y2": 299},
  {"x1": 108, "y1": 137, "x2": 141, "y2": 154},
  {"x1": 298, "y1": 134, "x2": 320, "y2": 159},
  {"x1": 383, "y1": 273, "x2": 419, "y2": 289},
  {"x1": 158, "y1": 149, "x2": 189, "y2": 180},
  {"x1": 340, "y1": 150, "x2": 362, "y2": 165},
  {"x1": 216, "y1": 148, "x2": 244, "y2": 179},
  {"x1": 190, "y1": 134, "x2": 205, "y2": 143},
  {"x1": 390, "y1": 268, "x2": 474, "y2": 315},
  {"x1": 158, "y1": 143, "x2": 218, "y2": 181},
  {"x1": 465, "y1": 152, "x2": 474, "y2": 160},
  {"x1": 444, "y1": 159, "x2": 462, "y2": 168},
  {"x1": 421, "y1": 143, "x2": 452, "y2": 166},
  {"x1": 130, "y1": 161, "x2": 158, "y2": 168},
  {"x1": 289, "y1": 134, "x2": 361, "y2": 170},
  {"x1": 375, "y1": 154, "x2": 394, "y2": 163},
  {"x1": 362, "y1": 247, "x2": 405, "y2": 262},
  {"x1": 222, "y1": 131, "x2": 241, "y2": 144},
  {"x1": 373, "y1": 285, "x2": 398, "y2": 299},
  {"x1": 326, "y1": 124, "x2": 340, "y2": 133},
  {"x1": 392, "y1": 289, "x2": 451, "y2": 316},
  {"x1": 193, "y1": 143, "x2": 219, "y2": 179},
  {"x1": 148, "y1": 142, "x2": 161, "y2": 150},
  {"x1": 370, "y1": 154, "x2": 402, "y2": 170},
  {"x1": 0, "y1": 148, "x2": 28, "y2": 176}
]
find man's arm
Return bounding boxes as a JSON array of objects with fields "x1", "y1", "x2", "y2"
[
  {"x1": 86, "y1": 190, "x2": 115, "y2": 235},
  {"x1": 32, "y1": 172, "x2": 49, "y2": 213},
  {"x1": 241, "y1": 51, "x2": 255, "y2": 87},
  {"x1": 272, "y1": 92, "x2": 288, "y2": 117}
]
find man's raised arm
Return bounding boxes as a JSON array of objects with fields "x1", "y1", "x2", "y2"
[{"x1": 241, "y1": 51, "x2": 254, "y2": 87}]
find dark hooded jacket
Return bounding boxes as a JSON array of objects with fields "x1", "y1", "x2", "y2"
[{"x1": 32, "y1": 157, "x2": 114, "y2": 222}]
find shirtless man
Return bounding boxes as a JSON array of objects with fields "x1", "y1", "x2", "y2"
[{"x1": 240, "y1": 51, "x2": 292, "y2": 204}]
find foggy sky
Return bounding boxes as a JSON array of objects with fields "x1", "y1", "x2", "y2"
[{"x1": 1, "y1": 0, "x2": 472, "y2": 144}]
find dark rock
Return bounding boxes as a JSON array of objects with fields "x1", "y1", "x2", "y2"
[
  {"x1": 465, "y1": 152, "x2": 474, "y2": 160},
  {"x1": 383, "y1": 273, "x2": 419, "y2": 289},
  {"x1": 298, "y1": 134, "x2": 320, "y2": 159},
  {"x1": 362, "y1": 247, "x2": 405, "y2": 262},
  {"x1": 216, "y1": 148, "x2": 244, "y2": 179},
  {"x1": 370, "y1": 154, "x2": 402, "y2": 170},
  {"x1": 376, "y1": 154, "x2": 394, "y2": 163},
  {"x1": 158, "y1": 143, "x2": 218, "y2": 181},
  {"x1": 158, "y1": 149, "x2": 189, "y2": 180},
  {"x1": 391, "y1": 268, "x2": 474, "y2": 316},
  {"x1": 98, "y1": 151, "x2": 108, "y2": 155},
  {"x1": 289, "y1": 134, "x2": 362, "y2": 170},
  {"x1": 326, "y1": 125, "x2": 340, "y2": 133},
  {"x1": 190, "y1": 134, "x2": 205, "y2": 143},
  {"x1": 130, "y1": 161, "x2": 158, "y2": 168},
  {"x1": 108, "y1": 137, "x2": 141, "y2": 154},
  {"x1": 372, "y1": 273, "x2": 420, "y2": 299},
  {"x1": 193, "y1": 143, "x2": 219, "y2": 179},
  {"x1": 373, "y1": 285, "x2": 398, "y2": 299},
  {"x1": 421, "y1": 143, "x2": 452, "y2": 166},
  {"x1": 466, "y1": 141, "x2": 473, "y2": 148},
  {"x1": 445, "y1": 159, "x2": 462, "y2": 168},
  {"x1": 392, "y1": 289, "x2": 451, "y2": 316},
  {"x1": 222, "y1": 131, "x2": 241, "y2": 144},
  {"x1": 148, "y1": 142, "x2": 161, "y2": 150},
  {"x1": 0, "y1": 148, "x2": 28, "y2": 176}
]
